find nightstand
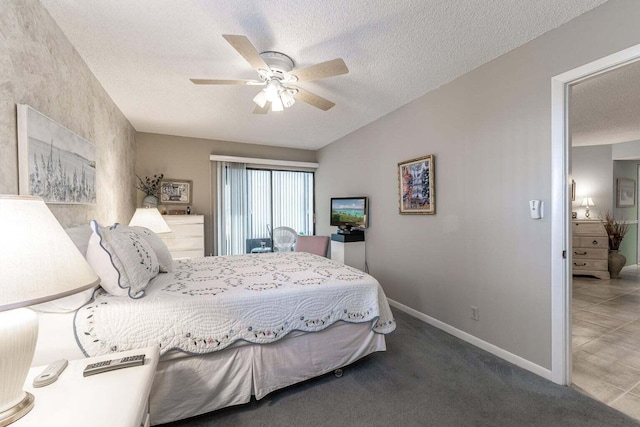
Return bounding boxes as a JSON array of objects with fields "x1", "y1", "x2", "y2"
[{"x1": 16, "y1": 346, "x2": 159, "y2": 427}]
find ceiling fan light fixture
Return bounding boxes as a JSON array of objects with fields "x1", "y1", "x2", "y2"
[
  {"x1": 280, "y1": 89, "x2": 295, "y2": 108},
  {"x1": 271, "y1": 96, "x2": 284, "y2": 112},
  {"x1": 253, "y1": 90, "x2": 268, "y2": 108},
  {"x1": 264, "y1": 80, "x2": 281, "y2": 102}
]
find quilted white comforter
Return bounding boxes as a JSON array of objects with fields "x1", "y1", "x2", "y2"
[{"x1": 74, "y1": 252, "x2": 395, "y2": 357}]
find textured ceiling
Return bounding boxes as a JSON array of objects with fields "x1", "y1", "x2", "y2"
[
  {"x1": 40, "y1": 0, "x2": 607, "y2": 150},
  {"x1": 571, "y1": 59, "x2": 640, "y2": 147}
]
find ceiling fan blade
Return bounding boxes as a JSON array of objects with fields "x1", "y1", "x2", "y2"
[
  {"x1": 190, "y1": 79, "x2": 263, "y2": 85},
  {"x1": 292, "y1": 87, "x2": 336, "y2": 111},
  {"x1": 222, "y1": 34, "x2": 270, "y2": 72},
  {"x1": 290, "y1": 58, "x2": 349, "y2": 83},
  {"x1": 253, "y1": 101, "x2": 271, "y2": 114}
]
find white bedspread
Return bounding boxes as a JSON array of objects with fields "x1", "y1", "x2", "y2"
[{"x1": 74, "y1": 252, "x2": 395, "y2": 357}]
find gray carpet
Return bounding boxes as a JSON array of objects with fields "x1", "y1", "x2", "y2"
[{"x1": 160, "y1": 309, "x2": 639, "y2": 426}]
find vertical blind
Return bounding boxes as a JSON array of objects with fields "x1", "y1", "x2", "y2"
[
  {"x1": 217, "y1": 164, "x2": 314, "y2": 255},
  {"x1": 247, "y1": 169, "x2": 314, "y2": 239}
]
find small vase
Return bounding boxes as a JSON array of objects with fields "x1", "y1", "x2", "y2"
[
  {"x1": 608, "y1": 250, "x2": 626, "y2": 279},
  {"x1": 142, "y1": 194, "x2": 158, "y2": 208}
]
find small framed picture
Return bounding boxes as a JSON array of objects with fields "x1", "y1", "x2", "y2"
[
  {"x1": 398, "y1": 154, "x2": 435, "y2": 215},
  {"x1": 616, "y1": 178, "x2": 636, "y2": 207},
  {"x1": 159, "y1": 178, "x2": 192, "y2": 205}
]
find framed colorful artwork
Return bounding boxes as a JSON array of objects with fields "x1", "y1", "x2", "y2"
[{"x1": 398, "y1": 154, "x2": 435, "y2": 215}]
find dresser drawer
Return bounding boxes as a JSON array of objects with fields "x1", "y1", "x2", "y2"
[
  {"x1": 576, "y1": 236, "x2": 608, "y2": 249},
  {"x1": 572, "y1": 221, "x2": 606, "y2": 235},
  {"x1": 162, "y1": 223, "x2": 204, "y2": 238},
  {"x1": 162, "y1": 237, "x2": 204, "y2": 251},
  {"x1": 572, "y1": 259, "x2": 608, "y2": 271},
  {"x1": 573, "y1": 248, "x2": 608, "y2": 259},
  {"x1": 170, "y1": 249, "x2": 204, "y2": 259}
]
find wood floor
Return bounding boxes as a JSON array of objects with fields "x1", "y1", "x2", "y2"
[{"x1": 572, "y1": 266, "x2": 640, "y2": 421}]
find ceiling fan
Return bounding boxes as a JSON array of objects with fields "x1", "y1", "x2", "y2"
[{"x1": 190, "y1": 35, "x2": 349, "y2": 114}]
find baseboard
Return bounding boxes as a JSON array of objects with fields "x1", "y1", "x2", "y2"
[{"x1": 387, "y1": 298, "x2": 554, "y2": 381}]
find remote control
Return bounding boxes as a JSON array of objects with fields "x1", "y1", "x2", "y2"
[
  {"x1": 83, "y1": 354, "x2": 145, "y2": 377},
  {"x1": 33, "y1": 359, "x2": 68, "y2": 388}
]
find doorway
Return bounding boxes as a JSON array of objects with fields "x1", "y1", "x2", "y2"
[{"x1": 551, "y1": 44, "x2": 640, "y2": 385}]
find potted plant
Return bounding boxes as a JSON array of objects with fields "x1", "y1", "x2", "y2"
[
  {"x1": 136, "y1": 174, "x2": 163, "y2": 208},
  {"x1": 602, "y1": 211, "x2": 629, "y2": 278}
]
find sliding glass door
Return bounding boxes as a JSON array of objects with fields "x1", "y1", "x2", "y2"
[
  {"x1": 246, "y1": 169, "x2": 314, "y2": 253},
  {"x1": 218, "y1": 162, "x2": 314, "y2": 255}
]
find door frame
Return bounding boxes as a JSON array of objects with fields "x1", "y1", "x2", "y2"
[{"x1": 551, "y1": 44, "x2": 640, "y2": 385}]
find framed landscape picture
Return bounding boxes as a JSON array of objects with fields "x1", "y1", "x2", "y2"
[
  {"x1": 17, "y1": 104, "x2": 96, "y2": 204},
  {"x1": 617, "y1": 178, "x2": 636, "y2": 207},
  {"x1": 398, "y1": 154, "x2": 435, "y2": 215},
  {"x1": 160, "y1": 178, "x2": 192, "y2": 205}
]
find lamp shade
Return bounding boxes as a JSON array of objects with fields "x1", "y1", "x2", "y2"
[
  {"x1": 128, "y1": 207, "x2": 171, "y2": 233},
  {"x1": 580, "y1": 197, "x2": 595, "y2": 207},
  {"x1": 0, "y1": 195, "x2": 99, "y2": 312}
]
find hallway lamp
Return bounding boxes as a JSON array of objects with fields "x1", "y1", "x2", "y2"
[
  {"x1": 580, "y1": 197, "x2": 595, "y2": 219},
  {"x1": 0, "y1": 195, "x2": 99, "y2": 425}
]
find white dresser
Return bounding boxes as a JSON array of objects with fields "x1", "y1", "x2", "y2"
[
  {"x1": 159, "y1": 215, "x2": 205, "y2": 259},
  {"x1": 572, "y1": 220, "x2": 610, "y2": 279}
]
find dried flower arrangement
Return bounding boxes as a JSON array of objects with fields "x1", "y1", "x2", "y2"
[
  {"x1": 602, "y1": 211, "x2": 629, "y2": 250},
  {"x1": 135, "y1": 174, "x2": 164, "y2": 196}
]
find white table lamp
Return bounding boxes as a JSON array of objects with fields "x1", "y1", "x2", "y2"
[
  {"x1": 128, "y1": 207, "x2": 171, "y2": 233},
  {"x1": 580, "y1": 197, "x2": 595, "y2": 218},
  {"x1": 0, "y1": 195, "x2": 99, "y2": 425}
]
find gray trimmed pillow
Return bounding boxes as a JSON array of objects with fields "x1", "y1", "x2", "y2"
[
  {"x1": 86, "y1": 220, "x2": 159, "y2": 298},
  {"x1": 114, "y1": 224, "x2": 174, "y2": 273}
]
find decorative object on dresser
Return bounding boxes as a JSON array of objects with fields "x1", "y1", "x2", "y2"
[
  {"x1": 128, "y1": 207, "x2": 171, "y2": 234},
  {"x1": 159, "y1": 178, "x2": 192, "y2": 205},
  {"x1": 398, "y1": 155, "x2": 435, "y2": 215},
  {"x1": 602, "y1": 211, "x2": 629, "y2": 279},
  {"x1": 572, "y1": 220, "x2": 609, "y2": 279},
  {"x1": 158, "y1": 214, "x2": 204, "y2": 259},
  {"x1": 17, "y1": 104, "x2": 96, "y2": 205},
  {"x1": 0, "y1": 195, "x2": 99, "y2": 426},
  {"x1": 580, "y1": 197, "x2": 595, "y2": 218},
  {"x1": 136, "y1": 173, "x2": 164, "y2": 208}
]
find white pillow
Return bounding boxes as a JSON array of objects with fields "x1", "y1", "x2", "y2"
[
  {"x1": 114, "y1": 225, "x2": 173, "y2": 273},
  {"x1": 86, "y1": 220, "x2": 159, "y2": 298}
]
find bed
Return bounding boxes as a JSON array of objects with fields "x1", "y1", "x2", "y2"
[{"x1": 32, "y1": 224, "x2": 395, "y2": 425}]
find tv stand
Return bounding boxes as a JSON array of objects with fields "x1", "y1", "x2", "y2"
[
  {"x1": 330, "y1": 233, "x2": 365, "y2": 271},
  {"x1": 336, "y1": 226, "x2": 364, "y2": 236}
]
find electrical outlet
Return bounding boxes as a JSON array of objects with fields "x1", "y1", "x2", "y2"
[{"x1": 471, "y1": 306, "x2": 479, "y2": 321}]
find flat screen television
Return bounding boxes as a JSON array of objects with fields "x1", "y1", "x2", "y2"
[{"x1": 330, "y1": 197, "x2": 368, "y2": 231}]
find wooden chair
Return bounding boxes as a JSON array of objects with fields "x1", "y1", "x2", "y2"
[{"x1": 295, "y1": 235, "x2": 330, "y2": 257}]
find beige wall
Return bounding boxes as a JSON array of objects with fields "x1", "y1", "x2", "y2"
[
  {"x1": 0, "y1": 0, "x2": 136, "y2": 227},
  {"x1": 135, "y1": 132, "x2": 316, "y2": 255},
  {"x1": 317, "y1": 0, "x2": 640, "y2": 370}
]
